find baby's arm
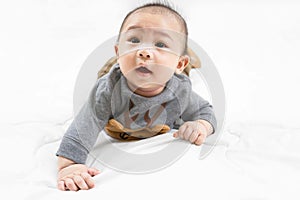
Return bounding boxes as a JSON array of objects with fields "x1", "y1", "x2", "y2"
[
  {"x1": 56, "y1": 118, "x2": 102, "y2": 191},
  {"x1": 56, "y1": 78, "x2": 112, "y2": 191},
  {"x1": 57, "y1": 156, "x2": 100, "y2": 191},
  {"x1": 173, "y1": 120, "x2": 213, "y2": 145},
  {"x1": 174, "y1": 88, "x2": 216, "y2": 145}
]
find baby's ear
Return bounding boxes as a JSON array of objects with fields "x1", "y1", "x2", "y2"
[
  {"x1": 175, "y1": 55, "x2": 190, "y2": 74},
  {"x1": 114, "y1": 45, "x2": 119, "y2": 57}
]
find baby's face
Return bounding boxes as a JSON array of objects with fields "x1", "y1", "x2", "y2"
[{"x1": 115, "y1": 11, "x2": 188, "y2": 96}]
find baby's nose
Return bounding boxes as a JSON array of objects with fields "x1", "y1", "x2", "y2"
[{"x1": 137, "y1": 49, "x2": 153, "y2": 59}]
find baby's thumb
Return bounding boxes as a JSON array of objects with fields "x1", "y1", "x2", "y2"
[
  {"x1": 173, "y1": 132, "x2": 179, "y2": 138},
  {"x1": 88, "y1": 168, "x2": 101, "y2": 177}
]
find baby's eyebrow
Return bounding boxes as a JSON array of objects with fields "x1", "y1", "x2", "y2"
[
  {"x1": 125, "y1": 26, "x2": 174, "y2": 41},
  {"x1": 126, "y1": 25, "x2": 143, "y2": 31}
]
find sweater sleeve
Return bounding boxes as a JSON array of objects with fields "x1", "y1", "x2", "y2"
[
  {"x1": 181, "y1": 91, "x2": 217, "y2": 133},
  {"x1": 56, "y1": 78, "x2": 112, "y2": 164}
]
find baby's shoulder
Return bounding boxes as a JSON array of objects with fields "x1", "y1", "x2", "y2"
[
  {"x1": 165, "y1": 73, "x2": 192, "y2": 101},
  {"x1": 173, "y1": 73, "x2": 192, "y2": 88},
  {"x1": 96, "y1": 64, "x2": 122, "y2": 89},
  {"x1": 94, "y1": 64, "x2": 122, "y2": 99}
]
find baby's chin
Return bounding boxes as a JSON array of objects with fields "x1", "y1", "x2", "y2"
[{"x1": 127, "y1": 81, "x2": 166, "y2": 96}]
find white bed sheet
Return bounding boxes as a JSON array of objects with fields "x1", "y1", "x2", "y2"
[{"x1": 1, "y1": 122, "x2": 299, "y2": 200}]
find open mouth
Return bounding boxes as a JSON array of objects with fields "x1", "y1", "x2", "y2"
[{"x1": 136, "y1": 66, "x2": 152, "y2": 74}]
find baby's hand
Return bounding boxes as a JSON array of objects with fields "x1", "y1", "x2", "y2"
[
  {"x1": 173, "y1": 121, "x2": 208, "y2": 145},
  {"x1": 57, "y1": 164, "x2": 100, "y2": 191}
]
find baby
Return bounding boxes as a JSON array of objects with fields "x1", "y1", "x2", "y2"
[{"x1": 56, "y1": 2, "x2": 217, "y2": 191}]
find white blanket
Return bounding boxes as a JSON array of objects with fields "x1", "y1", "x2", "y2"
[{"x1": 1, "y1": 122, "x2": 299, "y2": 200}]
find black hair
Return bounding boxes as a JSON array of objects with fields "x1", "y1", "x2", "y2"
[{"x1": 117, "y1": 1, "x2": 188, "y2": 54}]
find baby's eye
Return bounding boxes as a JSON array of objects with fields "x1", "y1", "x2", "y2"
[
  {"x1": 155, "y1": 42, "x2": 167, "y2": 48},
  {"x1": 129, "y1": 37, "x2": 140, "y2": 43}
]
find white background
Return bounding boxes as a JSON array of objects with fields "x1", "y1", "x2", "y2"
[{"x1": 1, "y1": 0, "x2": 299, "y2": 128}]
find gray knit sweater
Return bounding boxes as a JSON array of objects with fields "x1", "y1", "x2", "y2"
[{"x1": 56, "y1": 64, "x2": 217, "y2": 164}]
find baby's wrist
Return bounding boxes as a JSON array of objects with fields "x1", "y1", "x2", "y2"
[{"x1": 58, "y1": 156, "x2": 76, "y2": 171}]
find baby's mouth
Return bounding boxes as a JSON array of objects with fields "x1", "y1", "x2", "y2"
[{"x1": 136, "y1": 66, "x2": 152, "y2": 74}]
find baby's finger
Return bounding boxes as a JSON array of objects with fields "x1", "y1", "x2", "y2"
[
  {"x1": 73, "y1": 175, "x2": 89, "y2": 190},
  {"x1": 173, "y1": 132, "x2": 178, "y2": 138},
  {"x1": 87, "y1": 168, "x2": 100, "y2": 177},
  {"x1": 189, "y1": 131, "x2": 199, "y2": 144},
  {"x1": 65, "y1": 178, "x2": 78, "y2": 191},
  {"x1": 177, "y1": 125, "x2": 187, "y2": 139},
  {"x1": 194, "y1": 134, "x2": 206, "y2": 146},
  {"x1": 183, "y1": 127, "x2": 193, "y2": 140},
  {"x1": 57, "y1": 180, "x2": 66, "y2": 191},
  {"x1": 81, "y1": 172, "x2": 95, "y2": 189}
]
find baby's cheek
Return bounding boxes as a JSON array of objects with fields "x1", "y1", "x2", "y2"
[
  {"x1": 119, "y1": 55, "x2": 136, "y2": 73},
  {"x1": 153, "y1": 67, "x2": 174, "y2": 83}
]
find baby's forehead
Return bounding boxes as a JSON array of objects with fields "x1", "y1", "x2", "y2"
[
  {"x1": 122, "y1": 7, "x2": 186, "y2": 34},
  {"x1": 120, "y1": 27, "x2": 185, "y2": 42}
]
